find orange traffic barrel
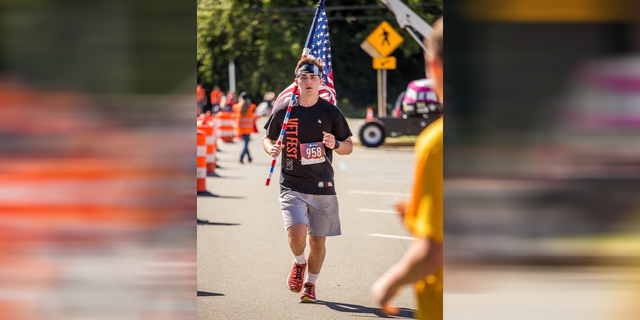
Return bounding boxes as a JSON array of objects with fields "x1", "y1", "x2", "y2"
[
  {"x1": 216, "y1": 110, "x2": 235, "y2": 143},
  {"x1": 197, "y1": 129, "x2": 207, "y2": 192},
  {"x1": 198, "y1": 123, "x2": 216, "y2": 174},
  {"x1": 204, "y1": 112, "x2": 218, "y2": 158},
  {"x1": 204, "y1": 112, "x2": 216, "y2": 127}
]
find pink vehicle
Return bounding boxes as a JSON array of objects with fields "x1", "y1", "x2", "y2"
[
  {"x1": 359, "y1": 78, "x2": 442, "y2": 147},
  {"x1": 400, "y1": 78, "x2": 441, "y2": 117}
]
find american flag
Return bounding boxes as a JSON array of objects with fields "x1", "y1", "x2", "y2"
[{"x1": 274, "y1": 0, "x2": 336, "y2": 107}]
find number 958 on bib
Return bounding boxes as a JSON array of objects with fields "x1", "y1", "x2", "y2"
[{"x1": 300, "y1": 142, "x2": 326, "y2": 165}]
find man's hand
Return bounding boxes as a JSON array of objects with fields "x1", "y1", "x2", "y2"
[
  {"x1": 372, "y1": 237, "x2": 443, "y2": 316},
  {"x1": 371, "y1": 275, "x2": 400, "y2": 316},
  {"x1": 263, "y1": 136, "x2": 285, "y2": 157},
  {"x1": 322, "y1": 131, "x2": 336, "y2": 150},
  {"x1": 396, "y1": 201, "x2": 407, "y2": 219},
  {"x1": 269, "y1": 144, "x2": 284, "y2": 157}
]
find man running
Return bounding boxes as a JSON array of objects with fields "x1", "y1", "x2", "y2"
[
  {"x1": 263, "y1": 57, "x2": 353, "y2": 303},
  {"x1": 372, "y1": 17, "x2": 443, "y2": 320}
]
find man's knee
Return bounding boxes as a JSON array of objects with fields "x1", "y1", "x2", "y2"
[
  {"x1": 288, "y1": 224, "x2": 307, "y2": 243},
  {"x1": 308, "y1": 236, "x2": 326, "y2": 251}
]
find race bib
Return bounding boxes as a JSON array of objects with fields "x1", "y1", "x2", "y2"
[{"x1": 300, "y1": 142, "x2": 326, "y2": 165}]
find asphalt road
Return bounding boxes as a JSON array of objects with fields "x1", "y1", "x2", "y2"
[
  {"x1": 197, "y1": 118, "x2": 419, "y2": 320},
  {"x1": 197, "y1": 118, "x2": 638, "y2": 320}
]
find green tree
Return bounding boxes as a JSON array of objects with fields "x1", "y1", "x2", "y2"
[{"x1": 197, "y1": 0, "x2": 442, "y2": 116}]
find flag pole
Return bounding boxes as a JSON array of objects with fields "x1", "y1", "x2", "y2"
[
  {"x1": 265, "y1": 92, "x2": 296, "y2": 186},
  {"x1": 265, "y1": 0, "x2": 325, "y2": 186}
]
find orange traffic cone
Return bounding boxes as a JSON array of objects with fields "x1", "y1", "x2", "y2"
[{"x1": 366, "y1": 107, "x2": 374, "y2": 122}]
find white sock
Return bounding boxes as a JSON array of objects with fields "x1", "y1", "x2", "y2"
[
  {"x1": 306, "y1": 272, "x2": 319, "y2": 284},
  {"x1": 294, "y1": 254, "x2": 306, "y2": 265}
]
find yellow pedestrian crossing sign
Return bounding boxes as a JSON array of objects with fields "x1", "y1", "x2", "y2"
[{"x1": 365, "y1": 21, "x2": 403, "y2": 57}]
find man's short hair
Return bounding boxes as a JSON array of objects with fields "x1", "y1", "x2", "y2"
[
  {"x1": 294, "y1": 57, "x2": 324, "y2": 78},
  {"x1": 426, "y1": 17, "x2": 443, "y2": 61}
]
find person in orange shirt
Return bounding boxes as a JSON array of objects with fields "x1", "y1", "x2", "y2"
[
  {"x1": 372, "y1": 17, "x2": 443, "y2": 320},
  {"x1": 233, "y1": 92, "x2": 257, "y2": 164},
  {"x1": 224, "y1": 91, "x2": 237, "y2": 111},
  {"x1": 210, "y1": 85, "x2": 222, "y2": 112},
  {"x1": 197, "y1": 84, "x2": 207, "y2": 115}
]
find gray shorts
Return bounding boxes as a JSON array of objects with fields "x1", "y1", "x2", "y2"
[{"x1": 278, "y1": 190, "x2": 341, "y2": 237}]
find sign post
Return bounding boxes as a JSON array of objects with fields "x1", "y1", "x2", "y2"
[
  {"x1": 228, "y1": 60, "x2": 236, "y2": 93},
  {"x1": 360, "y1": 21, "x2": 403, "y2": 117}
]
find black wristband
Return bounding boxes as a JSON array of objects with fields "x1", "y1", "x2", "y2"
[{"x1": 332, "y1": 140, "x2": 340, "y2": 150}]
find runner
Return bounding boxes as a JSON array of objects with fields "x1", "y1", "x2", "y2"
[
  {"x1": 263, "y1": 57, "x2": 353, "y2": 303},
  {"x1": 372, "y1": 17, "x2": 444, "y2": 320}
]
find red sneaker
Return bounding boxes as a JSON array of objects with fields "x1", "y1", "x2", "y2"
[
  {"x1": 299, "y1": 282, "x2": 316, "y2": 303},
  {"x1": 287, "y1": 262, "x2": 306, "y2": 293}
]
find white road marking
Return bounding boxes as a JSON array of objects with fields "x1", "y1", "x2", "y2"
[
  {"x1": 347, "y1": 190, "x2": 409, "y2": 197},
  {"x1": 369, "y1": 233, "x2": 415, "y2": 241},
  {"x1": 349, "y1": 177, "x2": 412, "y2": 183},
  {"x1": 359, "y1": 209, "x2": 397, "y2": 214}
]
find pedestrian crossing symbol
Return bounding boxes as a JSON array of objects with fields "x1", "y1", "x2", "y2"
[{"x1": 365, "y1": 21, "x2": 403, "y2": 57}]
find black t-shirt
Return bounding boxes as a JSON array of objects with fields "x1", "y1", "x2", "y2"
[{"x1": 264, "y1": 98, "x2": 352, "y2": 195}]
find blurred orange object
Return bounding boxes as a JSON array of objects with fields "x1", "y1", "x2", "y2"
[
  {"x1": 198, "y1": 123, "x2": 216, "y2": 175},
  {"x1": 366, "y1": 107, "x2": 374, "y2": 122},
  {"x1": 197, "y1": 130, "x2": 207, "y2": 192},
  {"x1": 216, "y1": 110, "x2": 235, "y2": 143}
]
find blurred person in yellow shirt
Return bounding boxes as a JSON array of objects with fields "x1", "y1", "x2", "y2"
[{"x1": 372, "y1": 17, "x2": 443, "y2": 320}]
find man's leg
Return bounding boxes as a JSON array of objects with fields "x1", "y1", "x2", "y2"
[
  {"x1": 243, "y1": 134, "x2": 252, "y2": 162},
  {"x1": 307, "y1": 235, "x2": 326, "y2": 275},
  {"x1": 287, "y1": 223, "x2": 307, "y2": 256},
  {"x1": 286, "y1": 223, "x2": 308, "y2": 293},
  {"x1": 300, "y1": 235, "x2": 325, "y2": 302},
  {"x1": 239, "y1": 135, "x2": 249, "y2": 163}
]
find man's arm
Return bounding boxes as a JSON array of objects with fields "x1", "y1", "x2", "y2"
[
  {"x1": 371, "y1": 236, "x2": 442, "y2": 314},
  {"x1": 322, "y1": 132, "x2": 353, "y2": 155},
  {"x1": 263, "y1": 135, "x2": 284, "y2": 157},
  {"x1": 334, "y1": 137, "x2": 353, "y2": 155}
]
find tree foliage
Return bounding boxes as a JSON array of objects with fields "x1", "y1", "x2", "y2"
[{"x1": 198, "y1": 0, "x2": 442, "y2": 115}]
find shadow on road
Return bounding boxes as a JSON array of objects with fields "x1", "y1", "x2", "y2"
[
  {"x1": 197, "y1": 219, "x2": 241, "y2": 226},
  {"x1": 215, "y1": 176, "x2": 245, "y2": 180},
  {"x1": 216, "y1": 158, "x2": 239, "y2": 164},
  {"x1": 318, "y1": 301, "x2": 414, "y2": 318},
  {"x1": 197, "y1": 291, "x2": 224, "y2": 297},
  {"x1": 247, "y1": 162, "x2": 273, "y2": 166},
  {"x1": 197, "y1": 192, "x2": 245, "y2": 199}
]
